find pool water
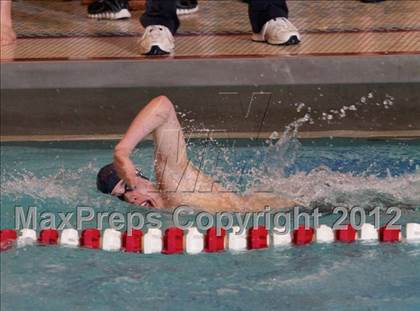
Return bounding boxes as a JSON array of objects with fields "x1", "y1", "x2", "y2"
[{"x1": 1, "y1": 138, "x2": 420, "y2": 310}]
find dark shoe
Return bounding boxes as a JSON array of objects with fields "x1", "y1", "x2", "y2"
[
  {"x1": 360, "y1": 0, "x2": 385, "y2": 3},
  {"x1": 88, "y1": 0, "x2": 131, "y2": 20},
  {"x1": 176, "y1": 0, "x2": 199, "y2": 15}
]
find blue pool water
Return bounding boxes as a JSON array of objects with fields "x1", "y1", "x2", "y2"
[{"x1": 1, "y1": 138, "x2": 420, "y2": 310}]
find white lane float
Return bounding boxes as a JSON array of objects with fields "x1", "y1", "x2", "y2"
[
  {"x1": 227, "y1": 226, "x2": 247, "y2": 251},
  {"x1": 406, "y1": 223, "x2": 420, "y2": 242},
  {"x1": 272, "y1": 226, "x2": 292, "y2": 246},
  {"x1": 1, "y1": 223, "x2": 419, "y2": 254},
  {"x1": 17, "y1": 229, "x2": 37, "y2": 247},
  {"x1": 143, "y1": 228, "x2": 163, "y2": 254},
  {"x1": 315, "y1": 224, "x2": 335, "y2": 243},
  {"x1": 102, "y1": 228, "x2": 122, "y2": 251},
  {"x1": 60, "y1": 228, "x2": 79, "y2": 247},
  {"x1": 185, "y1": 227, "x2": 204, "y2": 254},
  {"x1": 359, "y1": 223, "x2": 378, "y2": 241}
]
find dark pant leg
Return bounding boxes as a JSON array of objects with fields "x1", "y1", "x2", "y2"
[
  {"x1": 248, "y1": 0, "x2": 288, "y2": 33},
  {"x1": 140, "y1": 0, "x2": 179, "y2": 34}
]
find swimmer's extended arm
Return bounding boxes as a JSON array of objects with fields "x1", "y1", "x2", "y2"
[{"x1": 114, "y1": 96, "x2": 188, "y2": 187}]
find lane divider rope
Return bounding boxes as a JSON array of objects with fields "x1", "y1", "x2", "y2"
[{"x1": 1, "y1": 223, "x2": 420, "y2": 254}]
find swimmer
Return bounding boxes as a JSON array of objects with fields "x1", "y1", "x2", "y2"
[{"x1": 97, "y1": 96, "x2": 298, "y2": 212}]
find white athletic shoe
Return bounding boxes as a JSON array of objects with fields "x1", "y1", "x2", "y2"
[
  {"x1": 87, "y1": 9, "x2": 131, "y2": 20},
  {"x1": 177, "y1": 6, "x2": 199, "y2": 15},
  {"x1": 87, "y1": 0, "x2": 131, "y2": 20},
  {"x1": 176, "y1": 0, "x2": 199, "y2": 15},
  {"x1": 252, "y1": 17, "x2": 300, "y2": 45},
  {"x1": 139, "y1": 25, "x2": 175, "y2": 55}
]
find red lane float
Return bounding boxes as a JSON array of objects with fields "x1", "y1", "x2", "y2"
[
  {"x1": 205, "y1": 227, "x2": 226, "y2": 253},
  {"x1": 1, "y1": 223, "x2": 419, "y2": 254},
  {"x1": 335, "y1": 224, "x2": 357, "y2": 243},
  {"x1": 38, "y1": 229, "x2": 59, "y2": 245},
  {"x1": 122, "y1": 229, "x2": 143, "y2": 252},
  {"x1": 379, "y1": 226, "x2": 401, "y2": 242},
  {"x1": 248, "y1": 226, "x2": 269, "y2": 249},
  {"x1": 163, "y1": 227, "x2": 184, "y2": 254},
  {"x1": 293, "y1": 225, "x2": 314, "y2": 245},
  {"x1": 0, "y1": 229, "x2": 17, "y2": 251},
  {"x1": 80, "y1": 228, "x2": 101, "y2": 249}
]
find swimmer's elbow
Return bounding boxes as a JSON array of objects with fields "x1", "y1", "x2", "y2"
[
  {"x1": 114, "y1": 144, "x2": 131, "y2": 158},
  {"x1": 155, "y1": 95, "x2": 170, "y2": 103},
  {"x1": 155, "y1": 95, "x2": 175, "y2": 113}
]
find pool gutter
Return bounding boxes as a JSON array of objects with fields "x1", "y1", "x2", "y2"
[{"x1": 2, "y1": 130, "x2": 420, "y2": 142}]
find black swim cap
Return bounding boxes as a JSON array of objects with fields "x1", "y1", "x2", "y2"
[
  {"x1": 97, "y1": 163, "x2": 150, "y2": 195},
  {"x1": 96, "y1": 163, "x2": 121, "y2": 194}
]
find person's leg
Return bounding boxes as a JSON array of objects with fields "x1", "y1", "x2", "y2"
[
  {"x1": 140, "y1": 0, "x2": 179, "y2": 35},
  {"x1": 139, "y1": 0, "x2": 177, "y2": 55},
  {"x1": 249, "y1": 0, "x2": 288, "y2": 34},
  {"x1": 139, "y1": 0, "x2": 178, "y2": 55},
  {"x1": 249, "y1": 0, "x2": 300, "y2": 45},
  {"x1": 1, "y1": 0, "x2": 16, "y2": 46}
]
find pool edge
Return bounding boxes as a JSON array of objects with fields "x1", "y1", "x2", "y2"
[{"x1": 2, "y1": 130, "x2": 420, "y2": 142}]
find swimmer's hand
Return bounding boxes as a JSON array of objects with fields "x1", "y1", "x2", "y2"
[{"x1": 113, "y1": 147, "x2": 138, "y2": 188}]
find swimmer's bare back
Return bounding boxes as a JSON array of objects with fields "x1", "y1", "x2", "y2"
[{"x1": 113, "y1": 96, "x2": 298, "y2": 213}]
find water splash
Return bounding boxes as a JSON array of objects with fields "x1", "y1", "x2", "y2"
[
  {"x1": 262, "y1": 113, "x2": 311, "y2": 177},
  {"x1": 259, "y1": 166, "x2": 420, "y2": 211},
  {"x1": 0, "y1": 164, "x2": 99, "y2": 205},
  {"x1": 201, "y1": 92, "x2": 419, "y2": 210}
]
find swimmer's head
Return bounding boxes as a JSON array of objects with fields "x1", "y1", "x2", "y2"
[
  {"x1": 97, "y1": 163, "x2": 158, "y2": 208},
  {"x1": 96, "y1": 163, "x2": 124, "y2": 195}
]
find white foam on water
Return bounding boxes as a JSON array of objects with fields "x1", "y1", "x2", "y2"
[
  {"x1": 0, "y1": 162, "x2": 121, "y2": 208},
  {"x1": 237, "y1": 93, "x2": 420, "y2": 210},
  {"x1": 257, "y1": 166, "x2": 420, "y2": 210},
  {"x1": 0, "y1": 165, "x2": 97, "y2": 205}
]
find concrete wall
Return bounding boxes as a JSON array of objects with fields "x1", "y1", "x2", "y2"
[
  {"x1": 2, "y1": 55, "x2": 420, "y2": 140},
  {"x1": 2, "y1": 84, "x2": 419, "y2": 138}
]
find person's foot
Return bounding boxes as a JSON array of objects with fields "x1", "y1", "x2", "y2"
[
  {"x1": 139, "y1": 25, "x2": 175, "y2": 55},
  {"x1": 88, "y1": 0, "x2": 131, "y2": 20},
  {"x1": 252, "y1": 17, "x2": 300, "y2": 45},
  {"x1": 176, "y1": 0, "x2": 199, "y2": 15}
]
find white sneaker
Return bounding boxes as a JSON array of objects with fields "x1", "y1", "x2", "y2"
[
  {"x1": 87, "y1": 0, "x2": 131, "y2": 20},
  {"x1": 176, "y1": 0, "x2": 199, "y2": 15},
  {"x1": 252, "y1": 17, "x2": 300, "y2": 45},
  {"x1": 139, "y1": 25, "x2": 175, "y2": 55},
  {"x1": 177, "y1": 6, "x2": 199, "y2": 15},
  {"x1": 87, "y1": 9, "x2": 131, "y2": 20}
]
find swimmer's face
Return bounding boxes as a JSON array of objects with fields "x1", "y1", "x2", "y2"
[{"x1": 112, "y1": 177, "x2": 162, "y2": 208}]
